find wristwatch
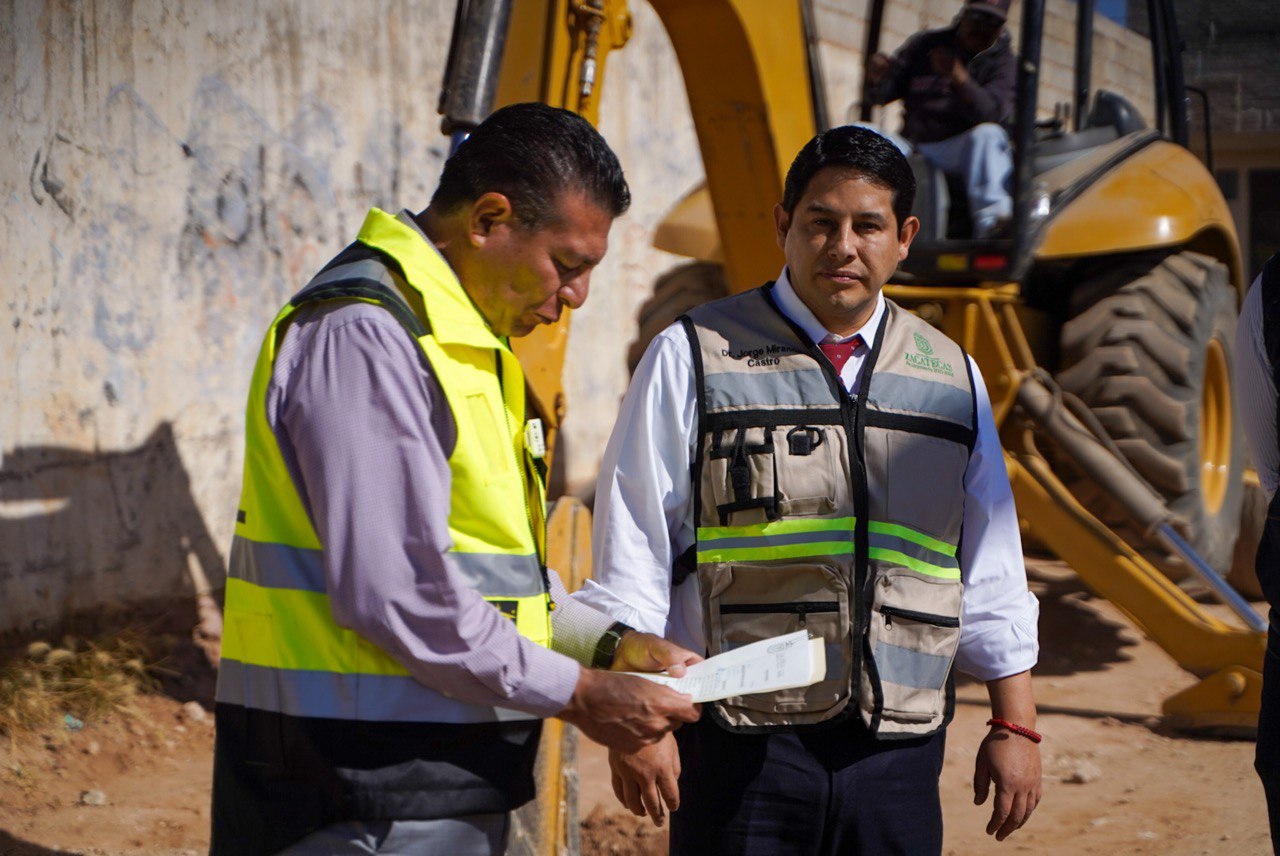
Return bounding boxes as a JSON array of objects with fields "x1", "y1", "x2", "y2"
[{"x1": 592, "y1": 621, "x2": 635, "y2": 670}]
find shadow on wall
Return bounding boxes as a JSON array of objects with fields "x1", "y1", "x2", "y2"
[{"x1": 0, "y1": 423, "x2": 226, "y2": 638}]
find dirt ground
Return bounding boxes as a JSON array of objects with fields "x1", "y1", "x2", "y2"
[{"x1": 0, "y1": 560, "x2": 1271, "y2": 855}]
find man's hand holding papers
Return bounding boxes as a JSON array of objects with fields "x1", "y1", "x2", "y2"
[{"x1": 609, "y1": 631, "x2": 827, "y2": 826}]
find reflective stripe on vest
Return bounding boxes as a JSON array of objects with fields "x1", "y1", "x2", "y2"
[
  {"x1": 218, "y1": 208, "x2": 551, "y2": 726},
  {"x1": 685, "y1": 286, "x2": 974, "y2": 736},
  {"x1": 693, "y1": 517, "x2": 960, "y2": 579}
]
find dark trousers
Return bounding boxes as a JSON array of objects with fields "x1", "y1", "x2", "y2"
[
  {"x1": 1257, "y1": 509, "x2": 1280, "y2": 855},
  {"x1": 1258, "y1": 623, "x2": 1280, "y2": 855},
  {"x1": 670, "y1": 711, "x2": 946, "y2": 856}
]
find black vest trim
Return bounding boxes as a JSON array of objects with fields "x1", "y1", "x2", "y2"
[
  {"x1": 680, "y1": 314, "x2": 709, "y2": 599},
  {"x1": 705, "y1": 409, "x2": 845, "y2": 431},
  {"x1": 863, "y1": 410, "x2": 977, "y2": 447}
]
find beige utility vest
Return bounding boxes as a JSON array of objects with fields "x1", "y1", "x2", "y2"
[{"x1": 682, "y1": 285, "x2": 976, "y2": 737}]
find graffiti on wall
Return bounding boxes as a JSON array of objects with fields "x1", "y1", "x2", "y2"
[{"x1": 8, "y1": 72, "x2": 442, "y2": 633}]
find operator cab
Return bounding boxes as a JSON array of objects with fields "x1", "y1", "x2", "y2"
[{"x1": 854, "y1": 0, "x2": 1191, "y2": 283}]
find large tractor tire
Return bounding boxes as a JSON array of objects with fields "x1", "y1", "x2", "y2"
[
  {"x1": 1056, "y1": 250, "x2": 1244, "y2": 576},
  {"x1": 627, "y1": 261, "x2": 730, "y2": 374}
]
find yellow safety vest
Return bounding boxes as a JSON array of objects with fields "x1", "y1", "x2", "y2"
[{"x1": 212, "y1": 209, "x2": 552, "y2": 854}]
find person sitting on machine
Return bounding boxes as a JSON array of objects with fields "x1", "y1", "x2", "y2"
[{"x1": 865, "y1": 0, "x2": 1017, "y2": 238}]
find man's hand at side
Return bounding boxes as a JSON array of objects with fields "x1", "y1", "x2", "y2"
[
  {"x1": 558, "y1": 668, "x2": 700, "y2": 754},
  {"x1": 610, "y1": 732, "x2": 681, "y2": 828},
  {"x1": 974, "y1": 671, "x2": 1042, "y2": 841}
]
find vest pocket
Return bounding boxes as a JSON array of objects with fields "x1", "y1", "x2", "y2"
[
  {"x1": 704, "y1": 562, "x2": 851, "y2": 715},
  {"x1": 773, "y1": 424, "x2": 846, "y2": 517},
  {"x1": 864, "y1": 568, "x2": 963, "y2": 727},
  {"x1": 703, "y1": 427, "x2": 778, "y2": 526},
  {"x1": 463, "y1": 390, "x2": 514, "y2": 485},
  {"x1": 883, "y1": 432, "x2": 967, "y2": 540}
]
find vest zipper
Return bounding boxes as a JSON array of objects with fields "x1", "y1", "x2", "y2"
[
  {"x1": 804, "y1": 336, "x2": 869, "y2": 700},
  {"x1": 494, "y1": 351, "x2": 553, "y2": 600},
  {"x1": 880, "y1": 605, "x2": 961, "y2": 628},
  {"x1": 719, "y1": 600, "x2": 841, "y2": 630}
]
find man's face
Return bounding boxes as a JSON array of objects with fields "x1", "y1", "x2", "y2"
[
  {"x1": 957, "y1": 9, "x2": 1004, "y2": 54},
  {"x1": 468, "y1": 191, "x2": 612, "y2": 338},
  {"x1": 774, "y1": 167, "x2": 918, "y2": 335}
]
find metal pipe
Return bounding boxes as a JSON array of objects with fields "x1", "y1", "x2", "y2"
[
  {"x1": 438, "y1": 0, "x2": 514, "y2": 144},
  {"x1": 1185, "y1": 84, "x2": 1214, "y2": 172},
  {"x1": 800, "y1": 0, "x2": 831, "y2": 131},
  {"x1": 1074, "y1": 0, "x2": 1095, "y2": 131},
  {"x1": 1011, "y1": 0, "x2": 1045, "y2": 269},
  {"x1": 858, "y1": 0, "x2": 886, "y2": 123},
  {"x1": 1016, "y1": 372, "x2": 1171, "y2": 534},
  {"x1": 1157, "y1": 525, "x2": 1267, "y2": 633},
  {"x1": 1016, "y1": 372, "x2": 1264, "y2": 633}
]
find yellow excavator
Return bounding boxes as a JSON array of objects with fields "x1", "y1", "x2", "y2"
[{"x1": 437, "y1": 1, "x2": 1266, "y2": 851}]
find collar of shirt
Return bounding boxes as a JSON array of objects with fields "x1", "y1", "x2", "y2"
[{"x1": 770, "y1": 266, "x2": 886, "y2": 348}]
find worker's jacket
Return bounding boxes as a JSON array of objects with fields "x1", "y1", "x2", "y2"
[
  {"x1": 1257, "y1": 251, "x2": 1280, "y2": 618},
  {"x1": 683, "y1": 286, "x2": 976, "y2": 737},
  {"x1": 211, "y1": 209, "x2": 553, "y2": 855}
]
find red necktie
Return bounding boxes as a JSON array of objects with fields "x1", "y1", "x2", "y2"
[{"x1": 818, "y1": 337, "x2": 861, "y2": 374}]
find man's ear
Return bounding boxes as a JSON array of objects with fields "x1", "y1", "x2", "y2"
[
  {"x1": 897, "y1": 215, "x2": 921, "y2": 261},
  {"x1": 469, "y1": 192, "x2": 515, "y2": 247},
  {"x1": 773, "y1": 204, "x2": 791, "y2": 251}
]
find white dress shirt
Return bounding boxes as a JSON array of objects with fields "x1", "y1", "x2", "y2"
[
  {"x1": 578, "y1": 269, "x2": 1039, "y2": 682},
  {"x1": 1236, "y1": 273, "x2": 1279, "y2": 499}
]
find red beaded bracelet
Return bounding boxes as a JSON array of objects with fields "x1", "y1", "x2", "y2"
[{"x1": 987, "y1": 718, "x2": 1042, "y2": 743}]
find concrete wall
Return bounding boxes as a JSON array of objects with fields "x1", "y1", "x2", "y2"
[
  {"x1": 0, "y1": 0, "x2": 1159, "y2": 634},
  {"x1": 3, "y1": 0, "x2": 454, "y2": 631},
  {"x1": 0, "y1": 0, "x2": 704, "y2": 633}
]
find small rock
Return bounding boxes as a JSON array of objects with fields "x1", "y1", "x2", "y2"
[
  {"x1": 174, "y1": 725, "x2": 187, "y2": 734},
  {"x1": 182, "y1": 701, "x2": 209, "y2": 724},
  {"x1": 27, "y1": 641, "x2": 51, "y2": 660},
  {"x1": 1220, "y1": 834, "x2": 1231, "y2": 841},
  {"x1": 1089, "y1": 817, "x2": 1110, "y2": 827},
  {"x1": 1065, "y1": 760, "x2": 1102, "y2": 784},
  {"x1": 79, "y1": 789, "x2": 106, "y2": 806},
  {"x1": 1137, "y1": 830, "x2": 1158, "y2": 840},
  {"x1": 83, "y1": 740, "x2": 101, "y2": 756}
]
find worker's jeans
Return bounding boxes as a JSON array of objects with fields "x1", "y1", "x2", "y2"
[
  {"x1": 870, "y1": 122, "x2": 1014, "y2": 237},
  {"x1": 273, "y1": 813, "x2": 508, "y2": 855},
  {"x1": 670, "y1": 710, "x2": 946, "y2": 855}
]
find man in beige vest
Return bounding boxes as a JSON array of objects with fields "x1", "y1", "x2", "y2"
[{"x1": 578, "y1": 125, "x2": 1041, "y2": 853}]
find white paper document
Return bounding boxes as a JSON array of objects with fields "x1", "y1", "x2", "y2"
[{"x1": 625, "y1": 630, "x2": 826, "y2": 703}]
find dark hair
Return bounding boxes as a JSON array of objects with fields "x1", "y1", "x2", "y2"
[
  {"x1": 781, "y1": 125, "x2": 916, "y2": 228},
  {"x1": 430, "y1": 102, "x2": 630, "y2": 228}
]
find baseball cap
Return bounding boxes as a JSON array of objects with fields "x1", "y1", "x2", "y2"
[{"x1": 964, "y1": 0, "x2": 1011, "y2": 21}]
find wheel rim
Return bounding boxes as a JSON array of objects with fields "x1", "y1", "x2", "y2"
[{"x1": 1200, "y1": 338, "x2": 1232, "y2": 516}]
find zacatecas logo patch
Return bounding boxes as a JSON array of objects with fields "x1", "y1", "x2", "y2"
[{"x1": 904, "y1": 332, "x2": 954, "y2": 377}]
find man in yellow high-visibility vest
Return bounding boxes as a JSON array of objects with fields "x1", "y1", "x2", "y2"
[{"x1": 212, "y1": 103, "x2": 701, "y2": 856}]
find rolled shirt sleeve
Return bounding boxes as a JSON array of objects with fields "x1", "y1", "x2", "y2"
[
  {"x1": 270, "y1": 300, "x2": 579, "y2": 718},
  {"x1": 954, "y1": 359, "x2": 1040, "y2": 680}
]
